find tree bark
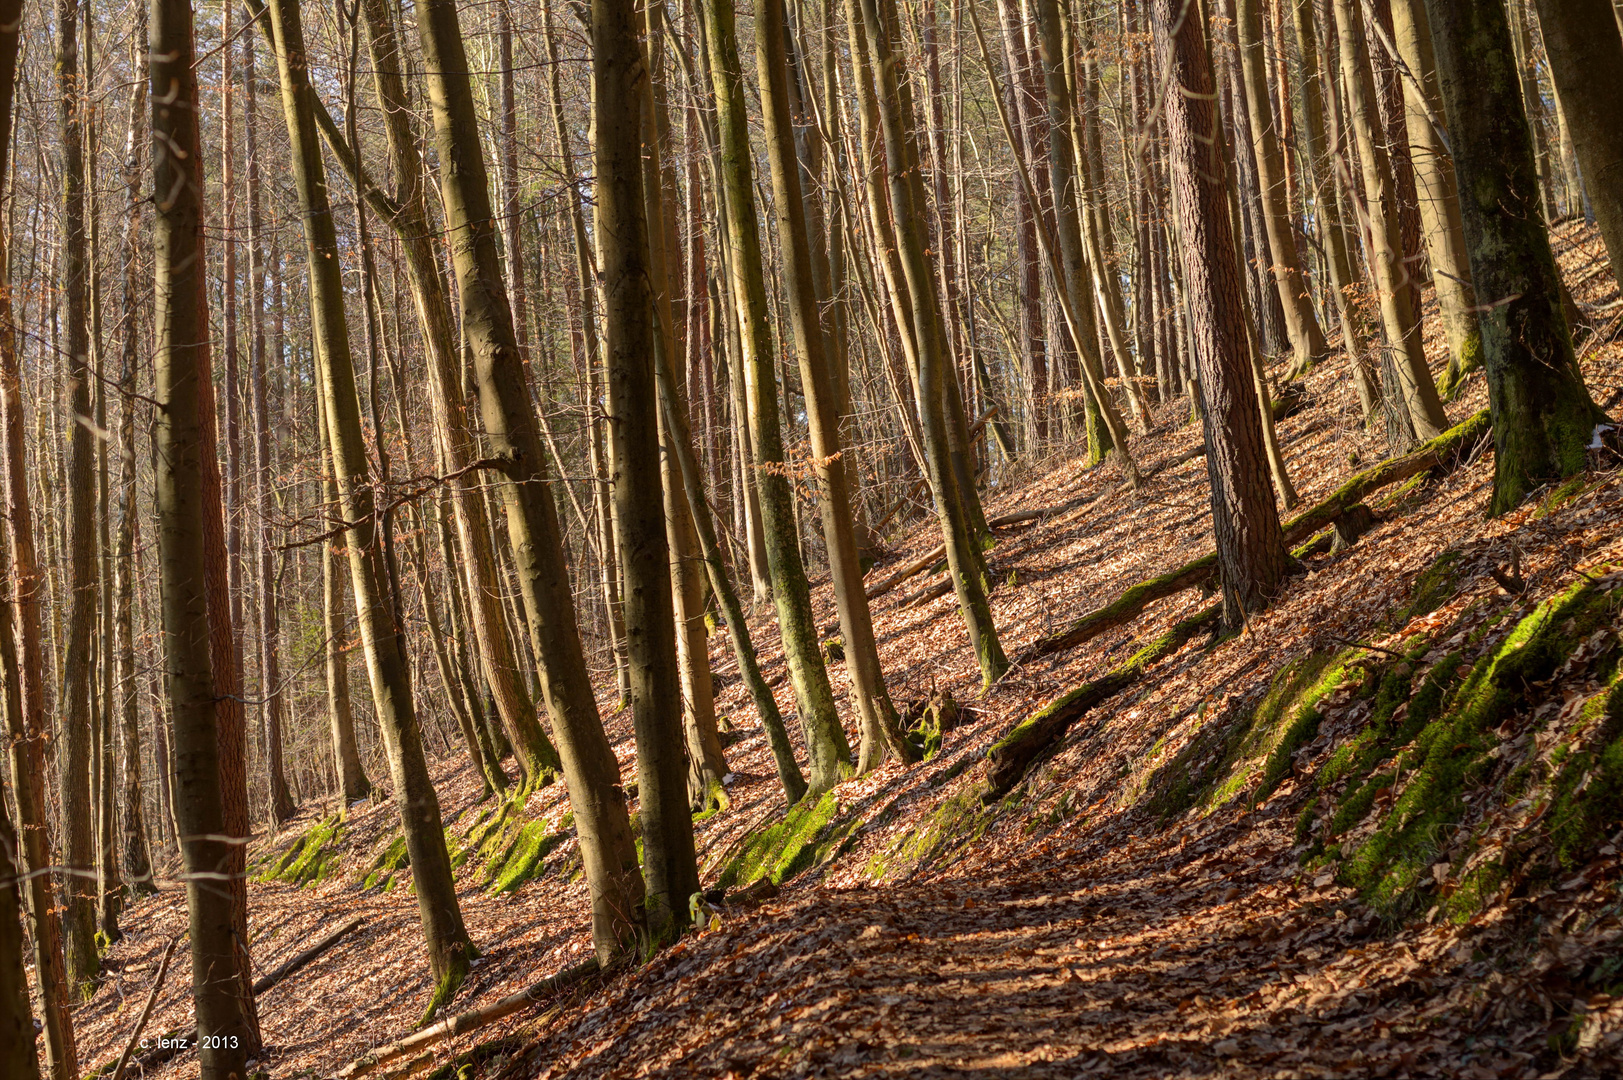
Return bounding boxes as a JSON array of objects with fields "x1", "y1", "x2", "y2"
[
  {"x1": 1331, "y1": 0, "x2": 1447, "y2": 443},
  {"x1": 150, "y1": 0, "x2": 254, "y2": 1067},
  {"x1": 412, "y1": 0, "x2": 646, "y2": 960},
  {"x1": 1423, "y1": 0, "x2": 1611, "y2": 515},
  {"x1": 1531, "y1": 0, "x2": 1623, "y2": 292},
  {"x1": 264, "y1": 0, "x2": 474, "y2": 1019},
  {"x1": 1150, "y1": 0, "x2": 1290, "y2": 628},
  {"x1": 1234, "y1": 0, "x2": 1329, "y2": 369}
]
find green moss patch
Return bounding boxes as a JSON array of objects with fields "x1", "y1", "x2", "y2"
[
  {"x1": 362, "y1": 835, "x2": 410, "y2": 893},
  {"x1": 257, "y1": 814, "x2": 343, "y2": 887},
  {"x1": 715, "y1": 791, "x2": 861, "y2": 891},
  {"x1": 1332, "y1": 579, "x2": 1621, "y2": 918},
  {"x1": 486, "y1": 820, "x2": 565, "y2": 894},
  {"x1": 865, "y1": 787, "x2": 1016, "y2": 880}
]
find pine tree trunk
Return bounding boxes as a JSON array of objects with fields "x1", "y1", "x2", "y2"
[
  {"x1": 55, "y1": 0, "x2": 100, "y2": 995},
  {"x1": 0, "y1": 793, "x2": 41, "y2": 1080},
  {"x1": 1422, "y1": 0, "x2": 1610, "y2": 514},
  {"x1": 1151, "y1": 0, "x2": 1289, "y2": 628},
  {"x1": 264, "y1": 0, "x2": 474, "y2": 1019},
  {"x1": 149, "y1": 0, "x2": 254, "y2": 1067},
  {"x1": 0, "y1": 22, "x2": 78, "y2": 1054},
  {"x1": 413, "y1": 0, "x2": 646, "y2": 960}
]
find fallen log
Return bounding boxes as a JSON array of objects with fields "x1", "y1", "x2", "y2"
[
  {"x1": 864, "y1": 543, "x2": 946, "y2": 600},
  {"x1": 984, "y1": 603, "x2": 1223, "y2": 798},
  {"x1": 254, "y1": 914, "x2": 364, "y2": 994},
  {"x1": 332, "y1": 958, "x2": 602, "y2": 1079},
  {"x1": 1021, "y1": 410, "x2": 1490, "y2": 662},
  {"x1": 109, "y1": 936, "x2": 180, "y2": 1080}
]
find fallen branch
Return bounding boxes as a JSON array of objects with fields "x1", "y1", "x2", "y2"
[
  {"x1": 864, "y1": 544, "x2": 946, "y2": 600},
  {"x1": 109, "y1": 936, "x2": 180, "y2": 1080},
  {"x1": 113, "y1": 916, "x2": 367, "y2": 1075},
  {"x1": 1021, "y1": 410, "x2": 1490, "y2": 662},
  {"x1": 253, "y1": 914, "x2": 364, "y2": 995},
  {"x1": 985, "y1": 604, "x2": 1224, "y2": 798},
  {"x1": 332, "y1": 958, "x2": 602, "y2": 1079}
]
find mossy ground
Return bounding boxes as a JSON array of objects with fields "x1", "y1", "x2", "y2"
[
  {"x1": 256, "y1": 814, "x2": 344, "y2": 887},
  {"x1": 362, "y1": 835, "x2": 410, "y2": 893},
  {"x1": 715, "y1": 791, "x2": 862, "y2": 891}
]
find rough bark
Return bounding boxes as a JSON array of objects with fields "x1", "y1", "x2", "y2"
[
  {"x1": 1151, "y1": 0, "x2": 1289, "y2": 629},
  {"x1": 150, "y1": 0, "x2": 254, "y2": 1067}
]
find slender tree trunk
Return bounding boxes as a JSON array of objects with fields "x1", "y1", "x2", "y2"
[
  {"x1": 413, "y1": 0, "x2": 646, "y2": 960},
  {"x1": 1388, "y1": 0, "x2": 1477, "y2": 394},
  {"x1": 755, "y1": 0, "x2": 915, "y2": 770},
  {"x1": 1423, "y1": 0, "x2": 1611, "y2": 515},
  {"x1": 704, "y1": 0, "x2": 854, "y2": 787},
  {"x1": 0, "y1": 5, "x2": 77, "y2": 1070},
  {"x1": 596, "y1": 0, "x2": 699, "y2": 936},
  {"x1": 149, "y1": 0, "x2": 254, "y2": 1068},
  {"x1": 55, "y1": 0, "x2": 100, "y2": 996},
  {"x1": 1235, "y1": 0, "x2": 1328, "y2": 370},
  {"x1": 244, "y1": 24, "x2": 296, "y2": 826},
  {"x1": 115, "y1": 27, "x2": 154, "y2": 892},
  {"x1": 264, "y1": 0, "x2": 474, "y2": 1019},
  {"x1": 1331, "y1": 0, "x2": 1447, "y2": 443},
  {"x1": 1151, "y1": 0, "x2": 1289, "y2": 628}
]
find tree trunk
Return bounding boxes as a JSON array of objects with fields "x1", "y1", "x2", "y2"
[
  {"x1": 412, "y1": 0, "x2": 646, "y2": 960},
  {"x1": 55, "y1": 0, "x2": 100, "y2": 996},
  {"x1": 243, "y1": 24, "x2": 297, "y2": 826},
  {"x1": 0, "y1": 792, "x2": 41, "y2": 1080},
  {"x1": 149, "y1": 0, "x2": 254, "y2": 1067},
  {"x1": 1532, "y1": 0, "x2": 1623, "y2": 291},
  {"x1": 1150, "y1": 0, "x2": 1290, "y2": 628},
  {"x1": 1234, "y1": 0, "x2": 1329, "y2": 370},
  {"x1": 597, "y1": 0, "x2": 699, "y2": 937},
  {"x1": 1331, "y1": 0, "x2": 1448, "y2": 443},
  {"x1": 1388, "y1": 0, "x2": 1478, "y2": 393},
  {"x1": 264, "y1": 0, "x2": 474, "y2": 1020},
  {"x1": 754, "y1": 0, "x2": 915, "y2": 771},
  {"x1": 1423, "y1": 0, "x2": 1610, "y2": 514},
  {"x1": 704, "y1": 0, "x2": 854, "y2": 789}
]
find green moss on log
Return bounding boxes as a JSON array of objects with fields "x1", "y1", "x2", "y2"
[{"x1": 362, "y1": 835, "x2": 410, "y2": 892}]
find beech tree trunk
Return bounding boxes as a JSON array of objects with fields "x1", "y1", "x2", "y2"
[
  {"x1": 705, "y1": 0, "x2": 854, "y2": 790},
  {"x1": 55, "y1": 0, "x2": 100, "y2": 995},
  {"x1": 1532, "y1": 0, "x2": 1623, "y2": 290},
  {"x1": 413, "y1": 0, "x2": 646, "y2": 960},
  {"x1": 264, "y1": 0, "x2": 474, "y2": 1019},
  {"x1": 1234, "y1": 0, "x2": 1328, "y2": 370},
  {"x1": 1423, "y1": 0, "x2": 1610, "y2": 515},
  {"x1": 0, "y1": 793, "x2": 40, "y2": 1080},
  {"x1": 1331, "y1": 0, "x2": 1447, "y2": 444}
]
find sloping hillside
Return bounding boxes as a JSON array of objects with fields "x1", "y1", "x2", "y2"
[{"x1": 70, "y1": 220, "x2": 1623, "y2": 1079}]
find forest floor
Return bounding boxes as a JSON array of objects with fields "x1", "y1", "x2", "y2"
[{"x1": 63, "y1": 220, "x2": 1623, "y2": 1079}]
